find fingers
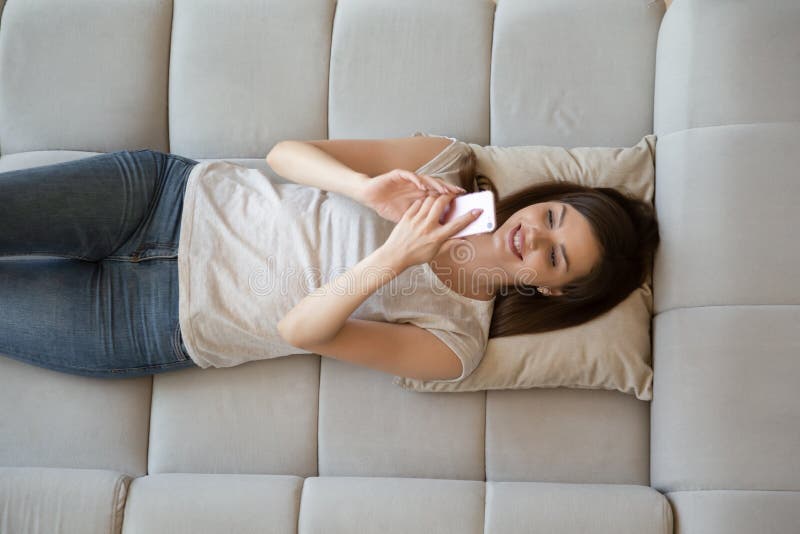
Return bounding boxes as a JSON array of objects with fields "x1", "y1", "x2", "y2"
[
  {"x1": 410, "y1": 193, "x2": 481, "y2": 235},
  {"x1": 424, "y1": 175, "x2": 465, "y2": 195},
  {"x1": 403, "y1": 171, "x2": 465, "y2": 195},
  {"x1": 420, "y1": 175, "x2": 449, "y2": 194},
  {"x1": 403, "y1": 196, "x2": 427, "y2": 220},
  {"x1": 398, "y1": 171, "x2": 425, "y2": 190},
  {"x1": 439, "y1": 204, "x2": 483, "y2": 238},
  {"x1": 417, "y1": 194, "x2": 439, "y2": 216},
  {"x1": 423, "y1": 193, "x2": 456, "y2": 225}
]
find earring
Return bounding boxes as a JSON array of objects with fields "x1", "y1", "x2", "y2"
[{"x1": 538, "y1": 287, "x2": 551, "y2": 296}]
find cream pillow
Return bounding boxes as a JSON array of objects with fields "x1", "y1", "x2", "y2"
[{"x1": 393, "y1": 134, "x2": 657, "y2": 401}]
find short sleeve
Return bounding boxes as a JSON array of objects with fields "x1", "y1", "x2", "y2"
[
  {"x1": 388, "y1": 261, "x2": 494, "y2": 384},
  {"x1": 422, "y1": 326, "x2": 486, "y2": 382},
  {"x1": 410, "y1": 131, "x2": 476, "y2": 191}
]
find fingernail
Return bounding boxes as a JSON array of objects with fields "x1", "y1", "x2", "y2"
[{"x1": 471, "y1": 209, "x2": 483, "y2": 215}]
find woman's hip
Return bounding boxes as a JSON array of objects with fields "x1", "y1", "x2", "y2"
[{"x1": 106, "y1": 149, "x2": 199, "y2": 262}]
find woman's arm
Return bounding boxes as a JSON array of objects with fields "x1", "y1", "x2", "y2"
[
  {"x1": 266, "y1": 141, "x2": 370, "y2": 201},
  {"x1": 276, "y1": 240, "x2": 465, "y2": 381},
  {"x1": 277, "y1": 245, "x2": 407, "y2": 346},
  {"x1": 264, "y1": 136, "x2": 454, "y2": 202},
  {"x1": 277, "y1": 192, "x2": 477, "y2": 346}
]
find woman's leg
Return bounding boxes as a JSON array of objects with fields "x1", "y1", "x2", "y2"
[
  {"x1": 0, "y1": 257, "x2": 196, "y2": 378},
  {"x1": 0, "y1": 150, "x2": 200, "y2": 377},
  {"x1": 0, "y1": 150, "x2": 160, "y2": 261}
]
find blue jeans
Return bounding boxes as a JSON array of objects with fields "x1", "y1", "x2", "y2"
[{"x1": 0, "y1": 149, "x2": 201, "y2": 378}]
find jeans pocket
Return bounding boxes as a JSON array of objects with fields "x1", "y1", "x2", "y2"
[
  {"x1": 132, "y1": 242, "x2": 178, "y2": 261},
  {"x1": 172, "y1": 321, "x2": 189, "y2": 362}
]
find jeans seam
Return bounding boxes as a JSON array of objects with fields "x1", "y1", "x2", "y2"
[
  {"x1": 0, "y1": 251, "x2": 94, "y2": 261},
  {"x1": 4, "y1": 345, "x2": 190, "y2": 374},
  {"x1": 141, "y1": 241, "x2": 178, "y2": 248},
  {"x1": 172, "y1": 321, "x2": 188, "y2": 361},
  {"x1": 101, "y1": 255, "x2": 177, "y2": 262},
  {"x1": 133, "y1": 254, "x2": 178, "y2": 262}
]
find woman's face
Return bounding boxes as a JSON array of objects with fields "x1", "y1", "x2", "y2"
[{"x1": 493, "y1": 201, "x2": 602, "y2": 295}]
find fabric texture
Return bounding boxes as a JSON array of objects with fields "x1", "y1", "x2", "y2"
[
  {"x1": 394, "y1": 134, "x2": 657, "y2": 401},
  {"x1": 177, "y1": 132, "x2": 494, "y2": 381}
]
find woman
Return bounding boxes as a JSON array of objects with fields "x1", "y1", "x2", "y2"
[{"x1": 0, "y1": 134, "x2": 658, "y2": 382}]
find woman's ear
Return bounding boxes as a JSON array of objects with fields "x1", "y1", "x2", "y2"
[{"x1": 539, "y1": 286, "x2": 563, "y2": 296}]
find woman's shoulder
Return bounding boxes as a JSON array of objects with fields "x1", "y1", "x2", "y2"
[{"x1": 412, "y1": 132, "x2": 475, "y2": 189}]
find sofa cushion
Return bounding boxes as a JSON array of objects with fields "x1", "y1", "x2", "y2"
[
  {"x1": 488, "y1": 0, "x2": 664, "y2": 147},
  {"x1": 299, "y1": 476, "x2": 486, "y2": 534},
  {"x1": 0, "y1": 467, "x2": 130, "y2": 534},
  {"x1": 486, "y1": 481, "x2": 672, "y2": 534},
  {"x1": 652, "y1": 124, "x2": 800, "y2": 313},
  {"x1": 121, "y1": 473, "x2": 303, "y2": 534},
  {"x1": 485, "y1": 387, "x2": 651, "y2": 484},
  {"x1": 664, "y1": 490, "x2": 800, "y2": 534},
  {"x1": 651, "y1": 306, "x2": 800, "y2": 492},
  {"x1": 327, "y1": 0, "x2": 494, "y2": 143},
  {"x1": 0, "y1": 0, "x2": 171, "y2": 154},
  {"x1": 395, "y1": 135, "x2": 656, "y2": 400},
  {"x1": 168, "y1": 0, "x2": 334, "y2": 157},
  {"x1": 0, "y1": 356, "x2": 152, "y2": 476},
  {"x1": 296, "y1": 476, "x2": 672, "y2": 534},
  {"x1": 318, "y1": 358, "x2": 486, "y2": 480},
  {"x1": 147, "y1": 354, "x2": 321, "y2": 477}
]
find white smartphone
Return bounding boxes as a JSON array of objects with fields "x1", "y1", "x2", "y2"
[{"x1": 438, "y1": 190, "x2": 497, "y2": 238}]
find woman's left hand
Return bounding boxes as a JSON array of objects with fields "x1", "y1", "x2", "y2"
[{"x1": 357, "y1": 169, "x2": 466, "y2": 223}]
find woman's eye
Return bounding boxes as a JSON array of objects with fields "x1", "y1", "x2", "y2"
[
  {"x1": 551, "y1": 248, "x2": 556, "y2": 267},
  {"x1": 548, "y1": 209, "x2": 553, "y2": 228}
]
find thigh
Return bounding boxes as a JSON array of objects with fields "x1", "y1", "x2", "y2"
[
  {"x1": 0, "y1": 257, "x2": 197, "y2": 378},
  {"x1": 0, "y1": 151, "x2": 161, "y2": 261}
]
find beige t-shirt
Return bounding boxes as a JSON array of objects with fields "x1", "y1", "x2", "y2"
[{"x1": 177, "y1": 132, "x2": 495, "y2": 382}]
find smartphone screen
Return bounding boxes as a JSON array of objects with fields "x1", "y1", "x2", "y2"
[{"x1": 438, "y1": 190, "x2": 497, "y2": 238}]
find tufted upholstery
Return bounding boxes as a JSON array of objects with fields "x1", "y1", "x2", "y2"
[{"x1": 0, "y1": 0, "x2": 797, "y2": 532}]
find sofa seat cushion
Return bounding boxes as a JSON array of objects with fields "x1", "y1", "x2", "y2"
[
  {"x1": 121, "y1": 473, "x2": 304, "y2": 534},
  {"x1": 0, "y1": 467, "x2": 130, "y2": 534},
  {"x1": 0, "y1": 356, "x2": 152, "y2": 476},
  {"x1": 299, "y1": 476, "x2": 485, "y2": 534},
  {"x1": 665, "y1": 490, "x2": 800, "y2": 533},
  {"x1": 298, "y1": 476, "x2": 672, "y2": 534},
  {"x1": 651, "y1": 306, "x2": 800, "y2": 492},
  {"x1": 486, "y1": 481, "x2": 672, "y2": 534}
]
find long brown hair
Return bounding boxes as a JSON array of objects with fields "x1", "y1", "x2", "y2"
[{"x1": 458, "y1": 149, "x2": 660, "y2": 339}]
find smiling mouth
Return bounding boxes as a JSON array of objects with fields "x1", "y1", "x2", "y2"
[{"x1": 508, "y1": 223, "x2": 522, "y2": 260}]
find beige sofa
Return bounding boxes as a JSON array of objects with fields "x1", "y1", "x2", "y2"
[{"x1": 1, "y1": 0, "x2": 797, "y2": 532}]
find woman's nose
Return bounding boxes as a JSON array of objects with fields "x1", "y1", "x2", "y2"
[{"x1": 527, "y1": 225, "x2": 549, "y2": 252}]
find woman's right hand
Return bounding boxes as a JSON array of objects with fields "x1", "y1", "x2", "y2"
[
  {"x1": 379, "y1": 193, "x2": 483, "y2": 269},
  {"x1": 357, "y1": 168, "x2": 465, "y2": 223}
]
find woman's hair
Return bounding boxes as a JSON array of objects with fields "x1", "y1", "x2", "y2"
[{"x1": 459, "y1": 148, "x2": 660, "y2": 339}]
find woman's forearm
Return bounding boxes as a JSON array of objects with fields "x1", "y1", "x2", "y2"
[
  {"x1": 277, "y1": 246, "x2": 407, "y2": 347},
  {"x1": 266, "y1": 141, "x2": 368, "y2": 201}
]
